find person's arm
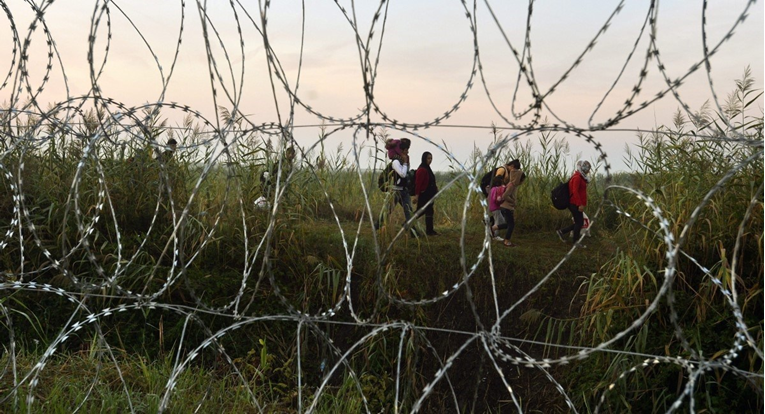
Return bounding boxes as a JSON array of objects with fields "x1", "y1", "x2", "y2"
[
  {"x1": 492, "y1": 186, "x2": 504, "y2": 204},
  {"x1": 501, "y1": 182, "x2": 513, "y2": 202},
  {"x1": 414, "y1": 168, "x2": 428, "y2": 196},
  {"x1": 392, "y1": 159, "x2": 408, "y2": 178},
  {"x1": 505, "y1": 171, "x2": 516, "y2": 189},
  {"x1": 569, "y1": 174, "x2": 586, "y2": 209}
]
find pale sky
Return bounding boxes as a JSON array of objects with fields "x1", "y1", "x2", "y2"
[{"x1": 2, "y1": 1, "x2": 763, "y2": 172}]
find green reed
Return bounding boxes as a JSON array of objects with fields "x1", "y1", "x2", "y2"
[{"x1": 0, "y1": 70, "x2": 761, "y2": 412}]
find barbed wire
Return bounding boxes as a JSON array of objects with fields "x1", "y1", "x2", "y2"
[{"x1": 0, "y1": 0, "x2": 762, "y2": 412}]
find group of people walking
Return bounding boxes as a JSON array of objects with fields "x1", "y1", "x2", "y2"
[
  {"x1": 260, "y1": 138, "x2": 591, "y2": 246},
  {"x1": 380, "y1": 138, "x2": 592, "y2": 247},
  {"x1": 377, "y1": 138, "x2": 439, "y2": 236},
  {"x1": 486, "y1": 158, "x2": 591, "y2": 247},
  {"x1": 487, "y1": 159, "x2": 526, "y2": 247}
]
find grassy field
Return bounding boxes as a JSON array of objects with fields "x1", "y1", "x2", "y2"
[{"x1": 0, "y1": 76, "x2": 763, "y2": 412}]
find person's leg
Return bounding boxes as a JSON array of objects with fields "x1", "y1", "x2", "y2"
[
  {"x1": 376, "y1": 190, "x2": 395, "y2": 229},
  {"x1": 398, "y1": 190, "x2": 420, "y2": 236},
  {"x1": 487, "y1": 197, "x2": 495, "y2": 228},
  {"x1": 495, "y1": 210, "x2": 506, "y2": 227},
  {"x1": 502, "y1": 208, "x2": 515, "y2": 242},
  {"x1": 399, "y1": 189, "x2": 413, "y2": 223},
  {"x1": 571, "y1": 207, "x2": 584, "y2": 242},
  {"x1": 415, "y1": 194, "x2": 430, "y2": 218},
  {"x1": 492, "y1": 210, "x2": 508, "y2": 232},
  {"x1": 424, "y1": 202, "x2": 436, "y2": 234},
  {"x1": 559, "y1": 204, "x2": 578, "y2": 235},
  {"x1": 414, "y1": 195, "x2": 425, "y2": 222}
]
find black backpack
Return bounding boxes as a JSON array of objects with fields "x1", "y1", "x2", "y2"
[
  {"x1": 406, "y1": 169, "x2": 417, "y2": 196},
  {"x1": 551, "y1": 180, "x2": 570, "y2": 210},
  {"x1": 377, "y1": 163, "x2": 396, "y2": 192},
  {"x1": 480, "y1": 166, "x2": 505, "y2": 196}
]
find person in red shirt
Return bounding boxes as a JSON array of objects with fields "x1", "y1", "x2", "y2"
[
  {"x1": 413, "y1": 151, "x2": 438, "y2": 235},
  {"x1": 556, "y1": 160, "x2": 591, "y2": 246}
]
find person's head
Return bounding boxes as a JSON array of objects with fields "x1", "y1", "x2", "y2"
[
  {"x1": 576, "y1": 160, "x2": 591, "y2": 175},
  {"x1": 421, "y1": 151, "x2": 432, "y2": 166},
  {"x1": 285, "y1": 146, "x2": 296, "y2": 161},
  {"x1": 491, "y1": 175, "x2": 504, "y2": 187},
  {"x1": 507, "y1": 159, "x2": 521, "y2": 171},
  {"x1": 159, "y1": 138, "x2": 177, "y2": 161},
  {"x1": 399, "y1": 138, "x2": 411, "y2": 157}
]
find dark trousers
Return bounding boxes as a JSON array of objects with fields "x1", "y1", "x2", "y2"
[
  {"x1": 560, "y1": 204, "x2": 584, "y2": 242},
  {"x1": 495, "y1": 208, "x2": 515, "y2": 241},
  {"x1": 377, "y1": 189, "x2": 413, "y2": 229},
  {"x1": 394, "y1": 189, "x2": 413, "y2": 222},
  {"x1": 416, "y1": 194, "x2": 435, "y2": 233}
]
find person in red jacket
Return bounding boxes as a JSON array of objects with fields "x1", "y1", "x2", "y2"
[
  {"x1": 556, "y1": 160, "x2": 591, "y2": 246},
  {"x1": 413, "y1": 151, "x2": 438, "y2": 235}
]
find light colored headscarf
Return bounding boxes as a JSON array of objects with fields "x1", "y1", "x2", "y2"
[{"x1": 576, "y1": 160, "x2": 592, "y2": 182}]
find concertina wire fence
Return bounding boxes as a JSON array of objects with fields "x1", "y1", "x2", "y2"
[{"x1": 0, "y1": 1, "x2": 762, "y2": 412}]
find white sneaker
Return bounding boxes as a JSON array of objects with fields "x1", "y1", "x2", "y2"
[{"x1": 493, "y1": 236, "x2": 504, "y2": 242}]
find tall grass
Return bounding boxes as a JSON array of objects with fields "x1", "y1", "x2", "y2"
[
  {"x1": 0, "y1": 351, "x2": 292, "y2": 413},
  {"x1": 563, "y1": 69, "x2": 764, "y2": 412},
  {"x1": 0, "y1": 72, "x2": 762, "y2": 412}
]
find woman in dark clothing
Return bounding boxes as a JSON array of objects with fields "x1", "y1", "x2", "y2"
[
  {"x1": 413, "y1": 151, "x2": 438, "y2": 235},
  {"x1": 556, "y1": 160, "x2": 591, "y2": 246}
]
